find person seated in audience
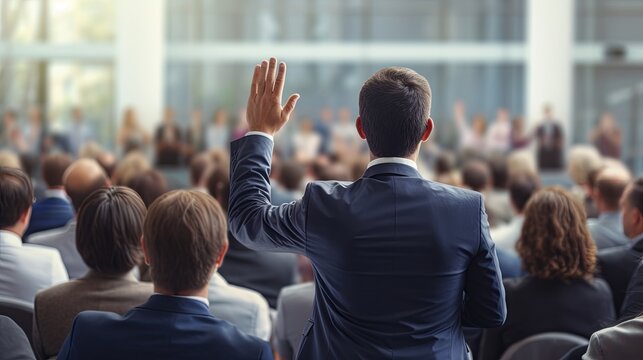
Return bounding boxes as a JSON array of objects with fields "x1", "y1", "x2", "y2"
[
  {"x1": 588, "y1": 165, "x2": 631, "y2": 249},
  {"x1": 24, "y1": 154, "x2": 74, "y2": 238},
  {"x1": 275, "y1": 282, "x2": 315, "y2": 360},
  {"x1": 0, "y1": 315, "x2": 35, "y2": 360},
  {"x1": 154, "y1": 107, "x2": 183, "y2": 166},
  {"x1": 0, "y1": 167, "x2": 68, "y2": 302},
  {"x1": 462, "y1": 160, "x2": 504, "y2": 227},
  {"x1": 126, "y1": 169, "x2": 169, "y2": 208},
  {"x1": 568, "y1": 145, "x2": 603, "y2": 219},
  {"x1": 491, "y1": 172, "x2": 540, "y2": 253},
  {"x1": 479, "y1": 187, "x2": 614, "y2": 360},
  {"x1": 57, "y1": 190, "x2": 272, "y2": 359},
  {"x1": 208, "y1": 166, "x2": 297, "y2": 308},
  {"x1": 485, "y1": 154, "x2": 513, "y2": 225},
  {"x1": 598, "y1": 177, "x2": 643, "y2": 317},
  {"x1": 433, "y1": 151, "x2": 461, "y2": 187},
  {"x1": 620, "y1": 259, "x2": 643, "y2": 322},
  {"x1": 28, "y1": 159, "x2": 110, "y2": 278},
  {"x1": 189, "y1": 152, "x2": 213, "y2": 193},
  {"x1": 583, "y1": 311, "x2": 643, "y2": 359},
  {"x1": 111, "y1": 151, "x2": 151, "y2": 186},
  {"x1": 0, "y1": 149, "x2": 22, "y2": 169},
  {"x1": 33, "y1": 187, "x2": 153, "y2": 359}
]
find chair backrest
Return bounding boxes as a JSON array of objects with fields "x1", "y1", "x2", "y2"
[
  {"x1": 499, "y1": 332, "x2": 589, "y2": 360},
  {"x1": 0, "y1": 295, "x2": 35, "y2": 346}
]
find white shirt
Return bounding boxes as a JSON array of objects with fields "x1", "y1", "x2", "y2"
[
  {"x1": 367, "y1": 157, "x2": 418, "y2": 170},
  {"x1": 44, "y1": 189, "x2": 69, "y2": 201},
  {"x1": 154, "y1": 293, "x2": 210, "y2": 307},
  {"x1": 0, "y1": 230, "x2": 68, "y2": 302},
  {"x1": 490, "y1": 216, "x2": 525, "y2": 254}
]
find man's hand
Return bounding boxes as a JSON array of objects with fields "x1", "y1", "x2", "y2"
[{"x1": 246, "y1": 57, "x2": 300, "y2": 136}]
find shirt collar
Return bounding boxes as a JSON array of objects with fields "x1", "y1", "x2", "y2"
[
  {"x1": 153, "y1": 293, "x2": 209, "y2": 307},
  {"x1": 44, "y1": 188, "x2": 69, "y2": 201},
  {"x1": 0, "y1": 230, "x2": 23, "y2": 246},
  {"x1": 367, "y1": 157, "x2": 418, "y2": 170}
]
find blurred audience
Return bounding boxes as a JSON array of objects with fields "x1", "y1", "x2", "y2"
[
  {"x1": 591, "y1": 112, "x2": 622, "y2": 159},
  {"x1": 568, "y1": 145, "x2": 603, "y2": 219},
  {"x1": 588, "y1": 165, "x2": 631, "y2": 249},
  {"x1": 117, "y1": 107, "x2": 151, "y2": 155},
  {"x1": 206, "y1": 109, "x2": 230, "y2": 151},
  {"x1": 67, "y1": 107, "x2": 94, "y2": 157},
  {"x1": 535, "y1": 105, "x2": 564, "y2": 170},
  {"x1": 155, "y1": 107, "x2": 183, "y2": 166}
]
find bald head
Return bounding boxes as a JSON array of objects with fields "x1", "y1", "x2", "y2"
[
  {"x1": 595, "y1": 165, "x2": 632, "y2": 212},
  {"x1": 64, "y1": 159, "x2": 110, "y2": 211}
]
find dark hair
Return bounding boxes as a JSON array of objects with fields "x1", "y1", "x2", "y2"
[
  {"x1": 508, "y1": 173, "x2": 540, "y2": 213},
  {"x1": 76, "y1": 187, "x2": 146, "y2": 275},
  {"x1": 359, "y1": 67, "x2": 432, "y2": 157},
  {"x1": 517, "y1": 187, "x2": 596, "y2": 280},
  {"x1": 596, "y1": 174, "x2": 629, "y2": 210},
  {"x1": 0, "y1": 167, "x2": 34, "y2": 228},
  {"x1": 435, "y1": 152, "x2": 456, "y2": 175},
  {"x1": 462, "y1": 160, "x2": 491, "y2": 193},
  {"x1": 144, "y1": 190, "x2": 227, "y2": 293},
  {"x1": 626, "y1": 178, "x2": 643, "y2": 214},
  {"x1": 190, "y1": 153, "x2": 212, "y2": 186},
  {"x1": 42, "y1": 154, "x2": 72, "y2": 187},
  {"x1": 207, "y1": 167, "x2": 230, "y2": 212},
  {"x1": 126, "y1": 169, "x2": 169, "y2": 208},
  {"x1": 487, "y1": 154, "x2": 508, "y2": 190},
  {"x1": 279, "y1": 160, "x2": 305, "y2": 191}
]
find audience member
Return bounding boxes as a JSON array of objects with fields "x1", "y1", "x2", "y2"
[
  {"x1": 454, "y1": 101, "x2": 487, "y2": 152},
  {"x1": 583, "y1": 313, "x2": 643, "y2": 359},
  {"x1": 155, "y1": 107, "x2": 183, "y2": 166},
  {"x1": 462, "y1": 160, "x2": 507, "y2": 227},
  {"x1": 185, "y1": 109, "x2": 205, "y2": 159},
  {"x1": 33, "y1": 187, "x2": 153, "y2": 359},
  {"x1": 620, "y1": 260, "x2": 643, "y2": 321},
  {"x1": 190, "y1": 152, "x2": 213, "y2": 192},
  {"x1": 433, "y1": 151, "x2": 461, "y2": 186},
  {"x1": 485, "y1": 154, "x2": 513, "y2": 226},
  {"x1": 28, "y1": 159, "x2": 110, "y2": 278},
  {"x1": 292, "y1": 118, "x2": 321, "y2": 164},
  {"x1": 126, "y1": 169, "x2": 169, "y2": 208},
  {"x1": 24, "y1": 154, "x2": 74, "y2": 238},
  {"x1": 0, "y1": 167, "x2": 68, "y2": 302},
  {"x1": 111, "y1": 151, "x2": 151, "y2": 186},
  {"x1": 588, "y1": 165, "x2": 631, "y2": 249},
  {"x1": 275, "y1": 282, "x2": 315, "y2": 360},
  {"x1": 0, "y1": 315, "x2": 35, "y2": 360},
  {"x1": 535, "y1": 105, "x2": 564, "y2": 170},
  {"x1": 597, "y1": 177, "x2": 643, "y2": 315},
  {"x1": 206, "y1": 109, "x2": 230, "y2": 151},
  {"x1": 117, "y1": 107, "x2": 151, "y2": 155},
  {"x1": 0, "y1": 149, "x2": 21, "y2": 168},
  {"x1": 480, "y1": 187, "x2": 614, "y2": 360},
  {"x1": 486, "y1": 108, "x2": 511, "y2": 153},
  {"x1": 57, "y1": 190, "x2": 272, "y2": 359},
  {"x1": 509, "y1": 116, "x2": 530, "y2": 150},
  {"x1": 568, "y1": 145, "x2": 603, "y2": 219},
  {"x1": 67, "y1": 107, "x2": 94, "y2": 156},
  {"x1": 590, "y1": 112, "x2": 622, "y2": 159}
]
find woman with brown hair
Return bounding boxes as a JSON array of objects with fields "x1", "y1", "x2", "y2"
[{"x1": 480, "y1": 187, "x2": 615, "y2": 360}]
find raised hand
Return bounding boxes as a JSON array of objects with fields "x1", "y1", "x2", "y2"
[{"x1": 246, "y1": 57, "x2": 300, "y2": 136}]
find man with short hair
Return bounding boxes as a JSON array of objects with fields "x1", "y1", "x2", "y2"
[
  {"x1": 28, "y1": 159, "x2": 110, "y2": 278},
  {"x1": 598, "y1": 177, "x2": 643, "y2": 316},
  {"x1": 229, "y1": 58, "x2": 506, "y2": 358},
  {"x1": 588, "y1": 165, "x2": 631, "y2": 249},
  {"x1": 190, "y1": 152, "x2": 213, "y2": 192},
  {"x1": 57, "y1": 191, "x2": 272, "y2": 359},
  {"x1": 33, "y1": 187, "x2": 153, "y2": 359},
  {"x1": 0, "y1": 167, "x2": 68, "y2": 302},
  {"x1": 24, "y1": 154, "x2": 74, "y2": 238}
]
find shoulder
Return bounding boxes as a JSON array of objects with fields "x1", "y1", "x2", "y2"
[
  {"x1": 36, "y1": 279, "x2": 81, "y2": 303},
  {"x1": 69, "y1": 310, "x2": 123, "y2": 335},
  {"x1": 27, "y1": 226, "x2": 71, "y2": 244},
  {"x1": 18, "y1": 243, "x2": 63, "y2": 261},
  {"x1": 216, "y1": 281, "x2": 269, "y2": 311},
  {"x1": 590, "y1": 316, "x2": 643, "y2": 355},
  {"x1": 280, "y1": 282, "x2": 315, "y2": 304},
  {"x1": 598, "y1": 245, "x2": 630, "y2": 262}
]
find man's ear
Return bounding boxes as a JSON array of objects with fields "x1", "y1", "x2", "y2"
[
  {"x1": 355, "y1": 116, "x2": 367, "y2": 140},
  {"x1": 140, "y1": 236, "x2": 150, "y2": 266},
  {"x1": 421, "y1": 118, "x2": 434, "y2": 142},
  {"x1": 215, "y1": 242, "x2": 229, "y2": 269}
]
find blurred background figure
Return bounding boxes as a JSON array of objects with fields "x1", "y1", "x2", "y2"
[
  {"x1": 293, "y1": 118, "x2": 321, "y2": 164},
  {"x1": 486, "y1": 108, "x2": 511, "y2": 153},
  {"x1": 206, "y1": 109, "x2": 230, "y2": 151},
  {"x1": 67, "y1": 107, "x2": 94, "y2": 157},
  {"x1": 591, "y1": 112, "x2": 622, "y2": 159},
  {"x1": 155, "y1": 107, "x2": 183, "y2": 166},
  {"x1": 454, "y1": 101, "x2": 487, "y2": 153},
  {"x1": 535, "y1": 105, "x2": 564, "y2": 171},
  {"x1": 117, "y1": 108, "x2": 151, "y2": 156},
  {"x1": 184, "y1": 109, "x2": 205, "y2": 161}
]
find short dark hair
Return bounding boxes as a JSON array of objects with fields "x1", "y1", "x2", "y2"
[
  {"x1": 190, "y1": 153, "x2": 212, "y2": 186},
  {"x1": 488, "y1": 154, "x2": 508, "y2": 190},
  {"x1": 206, "y1": 167, "x2": 230, "y2": 212},
  {"x1": 359, "y1": 67, "x2": 432, "y2": 157},
  {"x1": 434, "y1": 152, "x2": 456, "y2": 175},
  {"x1": 76, "y1": 187, "x2": 147, "y2": 275},
  {"x1": 144, "y1": 190, "x2": 227, "y2": 293},
  {"x1": 462, "y1": 160, "x2": 491, "y2": 193},
  {"x1": 126, "y1": 169, "x2": 169, "y2": 208},
  {"x1": 279, "y1": 160, "x2": 305, "y2": 191},
  {"x1": 42, "y1": 154, "x2": 72, "y2": 187},
  {"x1": 597, "y1": 174, "x2": 629, "y2": 210},
  {"x1": 626, "y1": 178, "x2": 643, "y2": 214},
  {"x1": 508, "y1": 173, "x2": 540, "y2": 213},
  {"x1": 0, "y1": 167, "x2": 33, "y2": 228}
]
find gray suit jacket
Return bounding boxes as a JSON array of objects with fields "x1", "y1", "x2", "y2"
[
  {"x1": 584, "y1": 314, "x2": 643, "y2": 359},
  {"x1": 33, "y1": 271, "x2": 152, "y2": 359},
  {"x1": 588, "y1": 212, "x2": 629, "y2": 250},
  {"x1": 0, "y1": 315, "x2": 35, "y2": 360},
  {"x1": 275, "y1": 282, "x2": 315, "y2": 360},
  {"x1": 28, "y1": 220, "x2": 89, "y2": 279}
]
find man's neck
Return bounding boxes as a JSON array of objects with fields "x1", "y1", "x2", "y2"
[{"x1": 154, "y1": 285, "x2": 208, "y2": 299}]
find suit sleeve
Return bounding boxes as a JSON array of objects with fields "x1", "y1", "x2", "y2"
[
  {"x1": 619, "y1": 260, "x2": 643, "y2": 321},
  {"x1": 258, "y1": 340, "x2": 275, "y2": 360},
  {"x1": 56, "y1": 317, "x2": 78, "y2": 360},
  {"x1": 462, "y1": 195, "x2": 507, "y2": 328},
  {"x1": 583, "y1": 332, "x2": 604, "y2": 360},
  {"x1": 228, "y1": 135, "x2": 308, "y2": 255}
]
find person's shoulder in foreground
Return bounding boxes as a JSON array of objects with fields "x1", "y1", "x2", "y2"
[
  {"x1": 0, "y1": 315, "x2": 35, "y2": 360},
  {"x1": 583, "y1": 314, "x2": 643, "y2": 360}
]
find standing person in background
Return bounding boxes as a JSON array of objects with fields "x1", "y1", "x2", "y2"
[
  {"x1": 154, "y1": 107, "x2": 183, "y2": 166},
  {"x1": 206, "y1": 109, "x2": 230, "y2": 151},
  {"x1": 454, "y1": 101, "x2": 487, "y2": 152},
  {"x1": 510, "y1": 116, "x2": 530, "y2": 150},
  {"x1": 184, "y1": 109, "x2": 205, "y2": 162},
  {"x1": 231, "y1": 109, "x2": 249, "y2": 141},
  {"x1": 67, "y1": 107, "x2": 94, "y2": 157},
  {"x1": 535, "y1": 105, "x2": 564, "y2": 171},
  {"x1": 486, "y1": 108, "x2": 511, "y2": 153},
  {"x1": 315, "y1": 106, "x2": 334, "y2": 155},
  {"x1": 591, "y1": 112, "x2": 622, "y2": 159},
  {"x1": 292, "y1": 118, "x2": 321, "y2": 164},
  {"x1": 117, "y1": 108, "x2": 151, "y2": 155},
  {"x1": 1, "y1": 110, "x2": 21, "y2": 149}
]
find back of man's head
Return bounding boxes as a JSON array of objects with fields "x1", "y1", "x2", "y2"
[
  {"x1": 144, "y1": 190, "x2": 227, "y2": 293},
  {"x1": 359, "y1": 67, "x2": 431, "y2": 157},
  {"x1": 596, "y1": 166, "x2": 632, "y2": 212},
  {"x1": 42, "y1": 154, "x2": 72, "y2": 188},
  {"x1": 627, "y1": 178, "x2": 643, "y2": 215},
  {"x1": 76, "y1": 187, "x2": 146, "y2": 275},
  {"x1": 508, "y1": 173, "x2": 540, "y2": 214},
  {"x1": 190, "y1": 153, "x2": 212, "y2": 187},
  {"x1": 63, "y1": 159, "x2": 110, "y2": 211},
  {"x1": 488, "y1": 154, "x2": 509, "y2": 190},
  {"x1": 0, "y1": 167, "x2": 33, "y2": 231},
  {"x1": 126, "y1": 169, "x2": 168, "y2": 208},
  {"x1": 462, "y1": 160, "x2": 491, "y2": 193},
  {"x1": 279, "y1": 160, "x2": 305, "y2": 191}
]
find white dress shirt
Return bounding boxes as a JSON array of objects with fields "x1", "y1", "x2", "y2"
[
  {"x1": 490, "y1": 216, "x2": 524, "y2": 254},
  {"x1": 0, "y1": 230, "x2": 68, "y2": 302}
]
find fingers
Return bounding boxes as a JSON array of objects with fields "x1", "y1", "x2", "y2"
[
  {"x1": 282, "y1": 93, "x2": 300, "y2": 121},
  {"x1": 264, "y1": 58, "x2": 277, "y2": 94},
  {"x1": 248, "y1": 64, "x2": 261, "y2": 103},
  {"x1": 257, "y1": 60, "x2": 268, "y2": 97},
  {"x1": 274, "y1": 62, "x2": 286, "y2": 103}
]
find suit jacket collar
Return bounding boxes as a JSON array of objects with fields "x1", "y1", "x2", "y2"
[
  {"x1": 363, "y1": 162, "x2": 422, "y2": 179},
  {"x1": 137, "y1": 294, "x2": 211, "y2": 316}
]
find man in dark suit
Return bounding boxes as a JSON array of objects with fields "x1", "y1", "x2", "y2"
[
  {"x1": 24, "y1": 154, "x2": 74, "y2": 239},
  {"x1": 57, "y1": 190, "x2": 272, "y2": 360},
  {"x1": 228, "y1": 58, "x2": 506, "y2": 359},
  {"x1": 598, "y1": 177, "x2": 643, "y2": 316}
]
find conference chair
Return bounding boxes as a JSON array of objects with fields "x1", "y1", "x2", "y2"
[
  {"x1": 0, "y1": 295, "x2": 35, "y2": 346},
  {"x1": 499, "y1": 332, "x2": 589, "y2": 360}
]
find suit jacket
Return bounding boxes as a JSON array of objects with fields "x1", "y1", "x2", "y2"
[
  {"x1": 619, "y1": 259, "x2": 643, "y2": 321},
  {"x1": 33, "y1": 271, "x2": 153, "y2": 359},
  {"x1": 588, "y1": 212, "x2": 629, "y2": 250},
  {"x1": 597, "y1": 236, "x2": 643, "y2": 314},
  {"x1": 583, "y1": 314, "x2": 643, "y2": 360},
  {"x1": 228, "y1": 135, "x2": 506, "y2": 360},
  {"x1": 0, "y1": 315, "x2": 35, "y2": 360},
  {"x1": 57, "y1": 295, "x2": 272, "y2": 360},
  {"x1": 480, "y1": 276, "x2": 615, "y2": 360},
  {"x1": 208, "y1": 272, "x2": 271, "y2": 340},
  {"x1": 28, "y1": 220, "x2": 89, "y2": 279},
  {"x1": 24, "y1": 194, "x2": 74, "y2": 239},
  {"x1": 275, "y1": 282, "x2": 315, "y2": 360},
  {"x1": 0, "y1": 231, "x2": 68, "y2": 303}
]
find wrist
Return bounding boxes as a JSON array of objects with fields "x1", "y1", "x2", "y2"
[{"x1": 248, "y1": 127, "x2": 276, "y2": 136}]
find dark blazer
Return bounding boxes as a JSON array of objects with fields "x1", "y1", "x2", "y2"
[
  {"x1": 229, "y1": 135, "x2": 506, "y2": 360},
  {"x1": 479, "y1": 276, "x2": 615, "y2": 360},
  {"x1": 24, "y1": 196, "x2": 74, "y2": 239},
  {"x1": 0, "y1": 315, "x2": 35, "y2": 360},
  {"x1": 597, "y1": 237, "x2": 643, "y2": 314},
  {"x1": 620, "y1": 259, "x2": 643, "y2": 321},
  {"x1": 57, "y1": 295, "x2": 272, "y2": 360}
]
